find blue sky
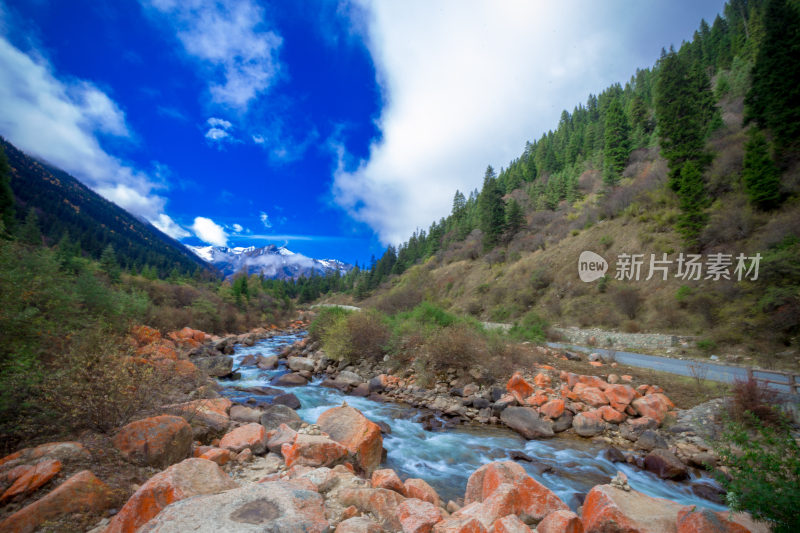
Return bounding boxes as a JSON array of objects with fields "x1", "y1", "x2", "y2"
[{"x1": 0, "y1": 0, "x2": 727, "y2": 266}]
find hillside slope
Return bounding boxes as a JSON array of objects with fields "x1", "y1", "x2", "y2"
[{"x1": 2, "y1": 138, "x2": 210, "y2": 276}]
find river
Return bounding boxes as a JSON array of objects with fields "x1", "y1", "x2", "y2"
[{"x1": 218, "y1": 331, "x2": 725, "y2": 510}]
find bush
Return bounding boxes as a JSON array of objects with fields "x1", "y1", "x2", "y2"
[
  {"x1": 727, "y1": 377, "x2": 782, "y2": 427},
  {"x1": 612, "y1": 286, "x2": 642, "y2": 319},
  {"x1": 422, "y1": 324, "x2": 484, "y2": 374},
  {"x1": 322, "y1": 309, "x2": 390, "y2": 364},
  {"x1": 374, "y1": 285, "x2": 423, "y2": 314},
  {"x1": 715, "y1": 414, "x2": 800, "y2": 533},
  {"x1": 508, "y1": 311, "x2": 548, "y2": 342},
  {"x1": 308, "y1": 306, "x2": 352, "y2": 343},
  {"x1": 696, "y1": 339, "x2": 717, "y2": 353}
]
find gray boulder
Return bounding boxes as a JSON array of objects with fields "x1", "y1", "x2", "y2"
[
  {"x1": 500, "y1": 406, "x2": 554, "y2": 439},
  {"x1": 260, "y1": 404, "x2": 304, "y2": 431},
  {"x1": 287, "y1": 356, "x2": 315, "y2": 373},
  {"x1": 194, "y1": 356, "x2": 233, "y2": 377}
]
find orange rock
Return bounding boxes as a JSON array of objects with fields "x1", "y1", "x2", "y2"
[
  {"x1": 0, "y1": 441, "x2": 90, "y2": 468},
  {"x1": 219, "y1": 423, "x2": 268, "y2": 454},
  {"x1": 112, "y1": 415, "x2": 193, "y2": 468},
  {"x1": 104, "y1": 458, "x2": 236, "y2": 533},
  {"x1": 576, "y1": 387, "x2": 609, "y2": 408},
  {"x1": 131, "y1": 325, "x2": 161, "y2": 346},
  {"x1": 581, "y1": 484, "x2": 682, "y2": 533},
  {"x1": 540, "y1": 399, "x2": 565, "y2": 419},
  {"x1": 396, "y1": 498, "x2": 445, "y2": 533},
  {"x1": 525, "y1": 392, "x2": 549, "y2": 407},
  {"x1": 317, "y1": 405, "x2": 384, "y2": 473},
  {"x1": 507, "y1": 372, "x2": 535, "y2": 405},
  {"x1": 371, "y1": 468, "x2": 405, "y2": 495},
  {"x1": 577, "y1": 375, "x2": 609, "y2": 390},
  {"x1": 168, "y1": 398, "x2": 232, "y2": 434},
  {"x1": 172, "y1": 359, "x2": 199, "y2": 379},
  {"x1": 537, "y1": 510, "x2": 584, "y2": 533},
  {"x1": 0, "y1": 470, "x2": 112, "y2": 533},
  {"x1": 338, "y1": 487, "x2": 407, "y2": 531},
  {"x1": 199, "y1": 448, "x2": 232, "y2": 466},
  {"x1": 631, "y1": 395, "x2": 669, "y2": 425},
  {"x1": 404, "y1": 478, "x2": 441, "y2": 507},
  {"x1": 603, "y1": 385, "x2": 638, "y2": 412},
  {"x1": 0, "y1": 459, "x2": 62, "y2": 502},
  {"x1": 676, "y1": 507, "x2": 751, "y2": 533},
  {"x1": 281, "y1": 434, "x2": 349, "y2": 469},
  {"x1": 0, "y1": 450, "x2": 23, "y2": 467},
  {"x1": 336, "y1": 516, "x2": 384, "y2": 533},
  {"x1": 534, "y1": 373, "x2": 552, "y2": 388},
  {"x1": 1, "y1": 464, "x2": 32, "y2": 485},
  {"x1": 652, "y1": 392, "x2": 675, "y2": 409},
  {"x1": 433, "y1": 516, "x2": 488, "y2": 533},
  {"x1": 455, "y1": 484, "x2": 519, "y2": 527},
  {"x1": 621, "y1": 375, "x2": 633, "y2": 382},
  {"x1": 492, "y1": 514, "x2": 532, "y2": 533},
  {"x1": 597, "y1": 405, "x2": 627, "y2": 424},
  {"x1": 589, "y1": 361, "x2": 603, "y2": 368}
]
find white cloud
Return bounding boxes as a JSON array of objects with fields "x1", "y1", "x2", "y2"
[
  {"x1": 0, "y1": 35, "x2": 181, "y2": 233},
  {"x1": 231, "y1": 223, "x2": 244, "y2": 233},
  {"x1": 259, "y1": 211, "x2": 272, "y2": 228},
  {"x1": 152, "y1": 213, "x2": 191, "y2": 239},
  {"x1": 191, "y1": 216, "x2": 228, "y2": 246},
  {"x1": 207, "y1": 117, "x2": 232, "y2": 129},
  {"x1": 205, "y1": 127, "x2": 230, "y2": 141},
  {"x1": 204, "y1": 116, "x2": 234, "y2": 142},
  {"x1": 334, "y1": 1, "x2": 723, "y2": 244},
  {"x1": 141, "y1": 0, "x2": 282, "y2": 110}
]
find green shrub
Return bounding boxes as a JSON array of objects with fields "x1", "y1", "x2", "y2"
[
  {"x1": 715, "y1": 413, "x2": 800, "y2": 533},
  {"x1": 696, "y1": 339, "x2": 717, "y2": 353},
  {"x1": 508, "y1": 311, "x2": 548, "y2": 342},
  {"x1": 322, "y1": 309, "x2": 389, "y2": 364},
  {"x1": 599, "y1": 235, "x2": 614, "y2": 249},
  {"x1": 308, "y1": 306, "x2": 352, "y2": 343}
]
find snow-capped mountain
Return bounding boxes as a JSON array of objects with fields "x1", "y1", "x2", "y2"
[{"x1": 185, "y1": 244, "x2": 351, "y2": 280}]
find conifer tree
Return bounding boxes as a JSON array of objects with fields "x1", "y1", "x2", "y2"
[
  {"x1": 742, "y1": 129, "x2": 781, "y2": 209},
  {"x1": 100, "y1": 244, "x2": 121, "y2": 282},
  {"x1": 504, "y1": 199, "x2": 525, "y2": 240},
  {"x1": 478, "y1": 166, "x2": 505, "y2": 250},
  {"x1": 603, "y1": 96, "x2": 631, "y2": 186},
  {"x1": 675, "y1": 160, "x2": 709, "y2": 248},
  {"x1": 18, "y1": 208, "x2": 42, "y2": 246},
  {"x1": 745, "y1": 0, "x2": 800, "y2": 155}
]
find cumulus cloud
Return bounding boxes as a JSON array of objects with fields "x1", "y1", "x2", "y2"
[
  {"x1": 191, "y1": 216, "x2": 228, "y2": 246},
  {"x1": 207, "y1": 117, "x2": 232, "y2": 129},
  {"x1": 259, "y1": 211, "x2": 272, "y2": 228},
  {"x1": 0, "y1": 34, "x2": 183, "y2": 233},
  {"x1": 334, "y1": 1, "x2": 721, "y2": 244},
  {"x1": 152, "y1": 213, "x2": 191, "y2": 239},
  {"x1": 231, "y1": 223, "x2": 244, "y2": 233},
  {"x1": 141, "y1": 0, "x2": 282, "y2": 110},
  {"x1": 204, "y1": 116, "x2": 234, "y2": 142}
]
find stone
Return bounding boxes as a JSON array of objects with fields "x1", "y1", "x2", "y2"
[
  {"x1": 336, "y1": 371, "x2": 364, "y2": 386},
  {"x1": 369, "y1": 375, "x2": 388, "y2": 393},
  {"x1": 0, "y1": 459, "x2": 62, "y2": 502},
  {"x1": 455, "y1": 484, "x2": 519, "y2": 527},
  {"x1": 168, "y1": 398, "x2": 232, "y2": 438},
  {"x1": 676, "y1": 507, "x2": 750, "y2": 533},
  {"x1": 603, "y1": 385, "x2": 638, "y2": 411},
  {"x1": 288, "y1": 356, "x2": 316, "y2": 372},
  {"x1": 229, "y1": 405, "x2": 264, "y2": 423},
  {"x1": 194, "y1": 355, "x2": 233, "y2": 377},
  {"x1": 220, "y1": 423, "x2": 268, "y2": 455},
  {"x1": 581, "y1": 484, "x2": 682, "y2": 533},
  {"x1": 576, "y1": 387, "x2": 609, "y2": 408},
  {"x1": 432, "y1": 516, "x2": 488, "y2": 533},
  {"x1": 620, "y1": 417, "x2": 658, "y2": 441},
  {"x1": 552, "y1": 412, "x2": 574, "y2": 433},
  {"x1": 0, "y1": 441, "x2": 90, "y2": 468},
  {"x1": 603, "y1": 447, "x2": 626, "y2": 463},
  {"x1": 338, "y1": 488, "x2": 407, "y2": 531},
  {"x1": 351, "y1": 383, "x2": 371, "y2": 397},
  {"x1": 273, "y1": 392, "x2": 302, "y2": 409},
  {"x1": 644, "y1": 449, "x2": 688, "y2": 480},
  {"x1": 607, "y1": 374, "x2": 620, "y2": 385},
  {"x1": 572, "y1": 411, "x2": 607, "y2": 437},
  {"x1": 105, "y1": 458, "x2": 236, "y2": 533},
  {"x1": 112, "y1": 415, "x2": 193, "y2": 469},
  {"x1": 335, "y1": 516, "x2": 385, "y2": 533},
  {"x1": 596, "y1": 405, "x2": 626, "y2": 424},
  {"x1": 635, "y1": 430, "x2": 667, "y2": 451},
  {"x1": 540, "y1": 399, "x2": 565, "y2": 419},
  {"x1": 273, "y1": 372, "x2": 309, "y2": 386},
  {"x1": 491, "y1": 514, "x2": 532, "y2": 533},
  {"x1": 371, "y1": 468, "x2": 405, "y2": 495},
  {"x1": 137, "y1": 481, "x2": 328, "y2": 533},
  {"x1": 318, "y1": 405, "x2": 384, "y2": 473},
  {"x1": 253, "y1": 354, "x2": 276, "y2": 370},
  {"x1": 537, "y1": 510, "x2": 583, "y2": 533},
  {"x1": 631, "y1": 395, "x2": 669, "y2": 426},
  {"x1": 281, "y1": 434, "x2": 349, "y2": 468},
  {"x1": 396, "y1": 498, "x2": 445, "y2": 533},
  {"x1": 0, "y1": 471, "x2": 112, "y2": 533},
  {"x1": 404, "y1": 478, "x2": 441, "y2": 507},
  {"x1": 260, "y1": 404, "x2": 304, "y2": 431},
  {"x1": 506, "y1": 372, "x2": 535, "y2": 405},
  {"x1": 267, "y1": 423, "x2": 298, "y2": 454},
  {"x1": 500, "y1": 406, "x2": 554, "y2": 439},
  {"x1": 199, "y1": 447, "x2": 233, "y2": 466}
]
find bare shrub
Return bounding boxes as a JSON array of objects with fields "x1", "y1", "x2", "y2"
[
  {"x1": 599, "y1": 185, "x2": 637, "y2": 219},
  {"x1": 728, "y1": 376, "x2": 783, "y2": 426},
  {"x1": 423, "y1": 324, "x2": 484, "y2": 373},
  {"x1": 622, "y1": 320, "x2": 641, "y2": 333},
  {"x1": 578, "y1": 169, "x2": 602, "y2": 194},
  {"x1": 612, "y1": 287, "x2": 642, "y2": 319},
  {"x1": 324, "y1": 310, "x2": 390, "y2": 363},
  {"x1": 707, "y1": 132, "x2": 745, "y2": 196},
  {"x1": 484, "y1": 248, "x2": 506, "y2": 265},
  {"x1": 375, "y1": 285, "x2": 423, "y2": 314},
  {"x1": 700, "y1": 198, "x2": 754, "y2": 248}
]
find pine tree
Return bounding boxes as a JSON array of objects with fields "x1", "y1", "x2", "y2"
[
  {"x1": 742, "y1": 129, "x2": 781, "y2": 209},
  {"x1": 479, "y1": 166, "x2": 505, "y2": 250},
  {"x1": 18, "y1": 208, "x2": 42, "y2": 246},
  {"x1": 0, "y1": 146, "x2": 14, "y2": 233},
  {"x1": 100, "y1": 244, "x2": 121, "y2": 282},
  {"x1": 675, "y1": 160, "x2": 709, "y2": 248},
  {"x1": 745, "y1": 0, "x2": 800, "y2": 155},
  {"x1": 504, "y1": 199, "x2": 525, "y2": 240},
  {"x1": 603, "y1": 96, "x2": 631, "y2": 186}
]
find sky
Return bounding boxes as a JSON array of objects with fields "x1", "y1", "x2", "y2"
[{"x1": 0, "y1": 0, "x2": 728, "y2": 266}]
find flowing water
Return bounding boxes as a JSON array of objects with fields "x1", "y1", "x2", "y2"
[{"x1": 219, "y1": 332, "x2": 725, "y2": 510}]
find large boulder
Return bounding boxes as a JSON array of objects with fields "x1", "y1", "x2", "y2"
[
  {"x1": 631, "y1": 395, "x2": 669, "y2": 426},
  {"x1": 0, "y1": 459, "x2": 62, "y2": 503},
  {"x1": 572, "y1": 411, "x2": 607, "y2": 437},
  {"x1": 281, "y1": 434, "x2": 349, "y2": 468},
  {"x1": 335, "y1": 516, "x2": 385, "y2": 533},
  {"x1": 396, "y1": 498, "x2": 445, "y2": 533},
  {"x1": 506, "y1": 372, "x2": 535, "y2": 405},
  {"x1": 371, "y1": 468, "x2": 405, "y2": 495},
  {"x1": 267, "y1": 424, "x2": 298, "y2": 454},
  {"x1": 273, "y1": 372, "x2": 309, "y2": 386},
  {"x1": 273, "y1": 392, "x2": 302, "y2": 410},
  {"x1": 138, "y1": 481, "x2": 328, "y2": 533},
  {"x1": 317, "y1": 405, "x2": 384, "y2": 473},
  {"x1": 288, "y1": 356, "x2": 315, "y2": 372},
  {"x1": 0, "y1": 441, "x2": 90, "y2": 468},
  {"x1": 581, "y1": 484, "x2": 682, "y2": 533},
  {"x1": 194, "y1": 355, "x2": 233, "y2": 377},
  {"x1": 604, "y1": 384, "x2": 638, "y2": 411},
  {"x1": 219, "y1": 423, "x2": 268, "y2": 455},
  {"x1": 464, "y1": 461, "x2": 568, "y2": 523},
  {"x1": 404, "y1": 478, "x2": 441, "y2": 507},
  {"x1": 338, "y1": 487, "x2": 406, "y2": 531},
  {"x1": 0, "y1": 471, "x2": 113, "y2": 533},
  {"x1": 104, "y1": 458, "x2": 237, "y2": 533},
  {"x1": 432, "y1": 516, "x2": 488, "y2": 532},
  {"x1": 675, "y1": 507, "x2": 752, "y2": 533},
  {"x1": 500, "y1": 407, "x2": 554, "y2": 439},
  {"x1": 257, "y1": 354, "x2": 279, "y2": 370},
  {"x1": 229, "y1": 405, "x2": 264, "y2": 423},
  {"x1": 492, "y1": 514, "x2": 532, "y2": 533},
  {"x1": 112, "y1": 415, "x2": 193, "y2": 468},
  {"x1": 260, "y1": 404, "x2": 304, "y2": 431},
  {"x1": 539, "y1": 399, "x2": 565, "y2": 420},
  {"x1": 576, "y1": 387, "x2": 609, "y2": 408},
  {"x1": 168, "y1": 398, "x2": 232, "y2": 439},
  {"x1": 644, "y1": 449, "x2": 688, "y2": 480},
  {"x1": 536, "y1": 510, "x2": 583, "y2": 533}
]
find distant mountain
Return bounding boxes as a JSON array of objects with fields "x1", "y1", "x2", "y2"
[
  {"x1": 2, "y1": 137, "x2": 210, "y2": 275},
  {"x1": 186, "y1": 244, "x2": 351, "y2": 280}
]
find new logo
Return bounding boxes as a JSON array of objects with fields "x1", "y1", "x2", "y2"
[{"x1": 578, "y1": 251, "x2": 608, "y2": 282}]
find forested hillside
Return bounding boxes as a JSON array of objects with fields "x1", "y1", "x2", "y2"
[
  {"x1": 1, "y1": 138, "x2": 210, "y2": 277},
  {"x1": 300, "y1": 0, "x2": 800, "y2": 361}
]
